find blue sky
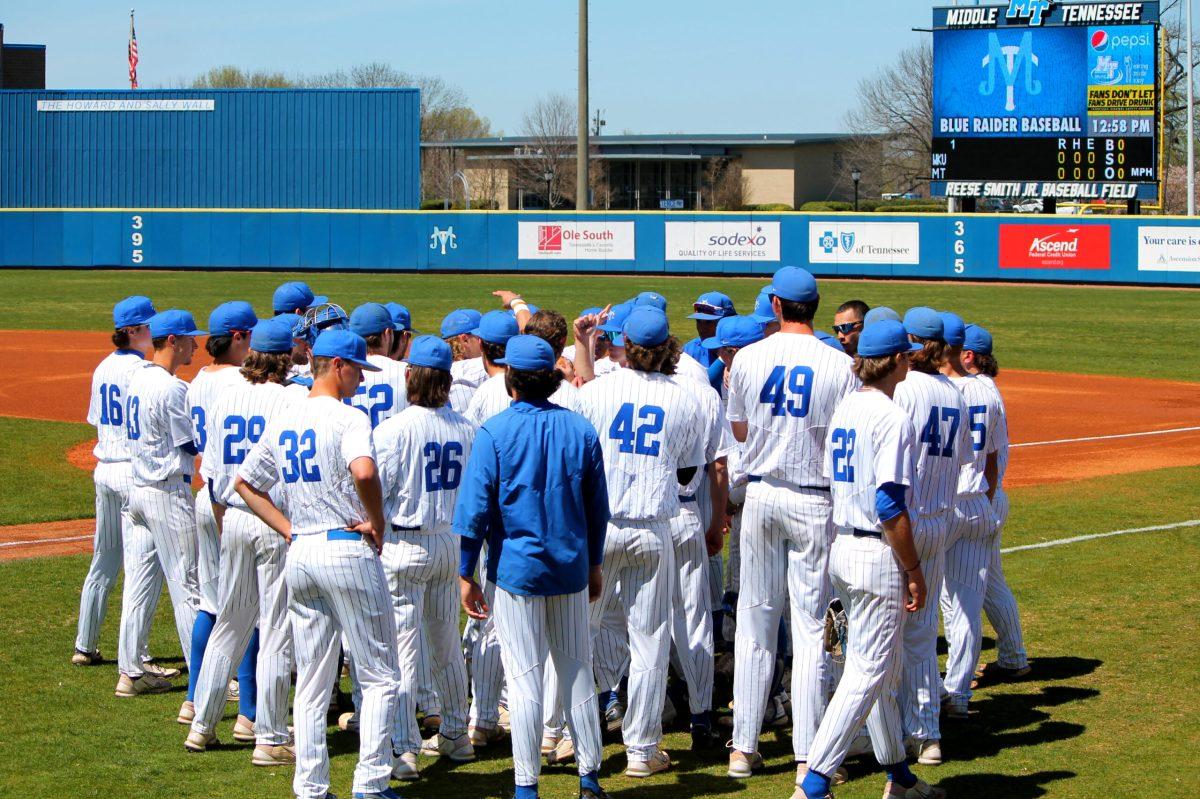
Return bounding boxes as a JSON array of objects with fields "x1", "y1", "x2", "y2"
[{"x1": 3, "y1": 0, "x2": 930, "y2": 135}]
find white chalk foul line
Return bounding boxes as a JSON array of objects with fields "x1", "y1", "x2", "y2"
[
  {"x1": 1012, "y1": 426, "x2": 1200, "y2": 448},
  {"x1": 1002, "y1": 519, "x2": 1200, "y2": 554},
  {"x1": 0, "y1": 534, "x2": 92, "y2": 549}
]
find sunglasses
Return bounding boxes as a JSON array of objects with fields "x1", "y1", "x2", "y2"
[{"x1": 832, "y1": 321, "x2": 863, "y2": 335}]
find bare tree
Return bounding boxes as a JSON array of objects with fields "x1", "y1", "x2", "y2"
[
  {"x1": 190, "y1": 66, "x2": 295, "y2": 88},
  {"x1": 512, "y1": 93, "x2": 577, "y2": 208},
  {"x1": 702, "y1": 158, "x2": 747, "y2": 210},
  {"x1": 842, "y1": 43, "x2": 932, "y2": 199}
]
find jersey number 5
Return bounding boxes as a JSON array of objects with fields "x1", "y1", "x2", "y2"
[
  {"x1": 423, "y1": 441, "x2": 464, "y2": 491},
  {"x1": 830, "y1": 427, "x2": 857, "y2": 482},
  {"x1": 609, "y1": 403, "x2": 665, "y2": 456},
  {"x1": 280, "y1": 429, "x2": 322, "y2": 483},
  {"x1": 760, "y1": 365, "x2": 813, "y2": 417}
]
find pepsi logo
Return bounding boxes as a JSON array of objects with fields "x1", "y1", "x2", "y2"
[{"x1": 1091, "y1": 30, "x2": 1109, "y2": 51}]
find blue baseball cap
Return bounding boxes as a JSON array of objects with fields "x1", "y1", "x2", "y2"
[
  {"x1": 385, "y1": 303, "x2": 414, "y2": 333},
  {"x1": 497, "y1": 334, "x2": 556, "y2": 371},
  {"x1": 272, "y1": 281, "x2": 327, "y2": 313},
  {"x1": 864, "y1": 306, "x2": 901, "y2": 326},
  {"x1": 311, "y1": 329, "x2": 380, "y2": 371},
  {"x1": 208, "y1": 301, "x2": 258, "y2": 337},
  {"x1": 687, "y1": 291, "x2": 736, "y2": 321},
  {"x1": 599, "y1": 301, "x2": 636, "y2": 334},
  {"x1": 857, "y1": 320, "x2": 924, "y2": 358},
  {"x1": 702, "y1": 315, "x2": 765, "y2": 349},
  {"x1": 113, "y1": 296, "x2": 156, "y2": 329},
  {"x1": 903, "y1": 307, "x2": 944, "y2": 341},
  {"x1": 406, "y1": 335, "x2": 453, "y2": 371},
  {"x1": 940, "y1": 311, "x2": 967, "y2": 347},
  {"x1": 349, "y1": 303, "x2": 394, "y2": 337},
  {"x1": 474, "y1": 310, "x2": 520, "y2": 346},
  {"x1": 770, "y1": 266, "x2": 819, "y2": 303},
  {"x1": 635, "y1": 291, "x2": 668, "y2": 311},
  {"x1": 963, "y1": 324, "x2": 993, "y2": 355},
  {"x1": 250, "y1": 318, "x2": 295, "y2": 354},
  {"x1": 148, "y1": 309, "x2": 207, "y2": 339},
  {"x1": 623, "y1": 306, "x2": 670, "y2": 347},
  {"x1": 441, "y1": 309, "x2": 482, "y2": 339},
  {"x1": 274, "y1": 312, "x2": 303, "y2": 340},
  {"x1": 752, "y1": 290, "x2": 776, "y2": 324},
  {"x1": 815, "y1": 330, "x2": 846, "y2": 353}
]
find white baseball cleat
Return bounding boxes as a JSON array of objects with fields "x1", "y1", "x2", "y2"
[
  {"x1": 226, "y1": 679, "x2": 240, "y2": 703},
  {"x1": 470, "y1": 724, "x2": 506, "y2": 747},
  {"x1": 625, "y1": 747, "x2": 670, "y2": 778},
  {"x1": 391, "y1": 751, "x2": 420, "y2": 781},
  {"x1": 232, "y1": 715, "x2": 255, "y2": 743},
  {"x1": 540, "y1": 732, "x2": 561, "y2": 756},
  {"x1": 141, "y1": 661, "x2": 181, "y2": 680},
  {"x1": 252, "y1": 742, "x2": 296, "y2": 766},
  {"x1": 338, "y1": 711, "x2": 359, "y2": 732},
  {"x1": 727, "y1": 748, "x2": 763, "y2": 778},
  {"x1": 71, "y1": 649, "x2": 103, "y2": 666},
  {"x1": 497, "y1": 704, "x2": 512, "y2": 732},
  {"x1": 184, "y1": 730, "x2": 218, "y2": 753},
  {"x1": 546, "y1": 736, "x2": 575, "y2": 765},
  {"x1": 906, "y1": 738, "x2": 942, "y2": 766},
  {"x1": 421, "y1": 733, "x2": 476, "y2": 762},
  {"x1": 115, "y1": 673, "x2": 172, "y2": 697},
  {"x1": 884, "y1": 778, "x2": 946, "y2": 799},
  {"x1": 177, "y1": 700, "x2": 195, "y2": 725}
]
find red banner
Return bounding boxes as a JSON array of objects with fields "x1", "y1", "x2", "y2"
[{"x1": 998, "y1": 224, "x2": 1111, "y2": 270}]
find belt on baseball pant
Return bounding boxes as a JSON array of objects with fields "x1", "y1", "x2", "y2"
[
  {"x1": 391, "y1": 524, "x2": 421, "y2": 532},
  {"x1": 137, "y1": 475, "x2": 192, "y2": 490},
  {"x1": 291, "y1": 528, "x2": 364, "y2": 541},
  {"x1": 850, "y1": 528, "x2": 882, "y2": 539},
  {"x1": 678, "y1": 494, "x2": 696, "y2": 503},
  {"x1": 746, "y1": 475, "x2": 830, "y2": 492}
]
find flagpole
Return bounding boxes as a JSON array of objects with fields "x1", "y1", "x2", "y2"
[
  {"x1": 1187, "y1": 0, "x2": 1195, "y2": 215},
  {"x1": 128, "y1": 9, "x2": 137, "y2": 90}
]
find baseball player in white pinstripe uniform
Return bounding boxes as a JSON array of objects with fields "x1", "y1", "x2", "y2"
[
  {"x1": 117, "y1": 310, "x2": 206, "y2": 698},
  {"x1": 184, "y1": 317, "x2": 299, "y2": 766},
  {"x1": 799, "y1": 319, "x2": 943, "y2": 799},
  {"x1": 236, "y1": 329, "x2": 401, "y2": 799},
  {"x1": 74, "y1": 297, "x2": 168, "y2": 674},
  {"x1": 962, "y1": 325, "x2": 1029, "y2": 684},
  {"x1": 725, "y1": 268, "x2": 856, "y2": 783},
  {"x1": 456, "y1": 334, "x2": 610, "y2": 799},
  {"x1": 442, "y1": 309, "x2": 485, "y2": 413},
  {"x1": 577, "y1": 306, "x2": 703, "y2": 777},
  {"x1": 892, "y1": 308, "x2": 970, "y2": 766},
  {"x1": 348, "y1": 303, "x2": 410, "y2": 428},
  {"x1": 375, "y1": 335, "x2": 478, "y2": 779},
  {"x1": 938, "y1": 312, "x2": 1003, "y2": 720},
  {"x1": 182, "y1": 301, "x2": 256, "y2": 725}
]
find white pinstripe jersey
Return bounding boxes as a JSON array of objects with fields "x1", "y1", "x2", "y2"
[
  {"x1": 677, "y1": 351, "x2": 712, "y2": 387},
  {"x1": 127, "y1": 363, "x2": 196, "y2": 485},
  {"x1": 375, "y1": 405, "x2": 476, "y2": 530},
  {"x1": 949, "y1": 375, "x2": 1002, "y2": 496},
  {"x1": 577, "y1": 368, "x2": 703, "y2": 521},
  {"x1": 87, "y1": 349, "x2": 147, "y2": 463},
  {"x1": 976, "y1": 374, "x2": 1010, "y2": 483},
  {"x1": 464, "y1": 371, "x2": 579, "y2": 426},
  {"x1": 594, "y1": 357, "x2": 621, "y2": 377},
  {"x1": 347, "y1": 353, "x2": 409, "y2": 429},
  {"x1": 726, "y1": 332, "x2": 858, "y2": 487},
  {"x1": 825, "y1": 389, "x2": 916, "y2": 533},
  {"x1": 893, "y1": 370, "x2": 971, "y2": 519},
  {"x1": 451, "y1": 357, "x2": 488, "y2": 389},
  {"x1": 673, "y1": 376, "x2": 733, "y2": 496},
  {"x1": 448, "y1": 381, "x2": 475, "y2": 415},
  {"x1": 239, "y1": 395, "x2": 376, "y2": 536},
  {"x1": 186, "y1": 365, "x2": 248, "y2": 479},
  {"x1": 207, "y1": 380, "x2": 297, "y2": 509}
]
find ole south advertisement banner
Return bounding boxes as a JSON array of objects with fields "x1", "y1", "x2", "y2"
[
  {"x1": 998, "y1": 224, "x2": 1111, "y2": 269},
  {"x1": 665, "y1": 222, "x2": 781, "y2": 261},
  {"x1": 517, "y1": 221, "x2": 635, "y2": 260}
]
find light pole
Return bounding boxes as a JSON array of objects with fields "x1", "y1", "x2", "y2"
[
  {"x1": 543, "y1": 169, "x2": 555, "y2": 209},
  {"x1": 851, "y1": 167, "x2": 862, "y2": 212},
  {"x1": 1188, "y1": 0, "x2": 1195, "y2": 216},
  {"x1": 577, "y1": 0, "x2": 589, "y2": 210}
]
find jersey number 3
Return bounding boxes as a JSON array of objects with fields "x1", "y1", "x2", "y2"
[
  {"x1": 760, "y1": 365, "x2": 813, "y2": 417},
  {"x1": 280, "y1": 430, "x2": 322, "y2": 483},
  {"x1": 609, "y1": 403, "x2": 665, "y2": 456}
]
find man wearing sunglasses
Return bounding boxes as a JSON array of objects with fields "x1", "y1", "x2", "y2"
[
  {"x1": 832, "y1": 300, "x2": 869, "y2": 357},
  {"x1": 684, "y1": 291, "x2": 737, "y2": 393}
]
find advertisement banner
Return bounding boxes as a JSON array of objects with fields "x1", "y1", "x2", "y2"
[
  {"x1": 808, "y1": 222, "x2": 920, "y2": 265},
  {"x1": 1137, "y1": 226, "x2": 1200, "y2": 271},
  {"x1": 998, "y1": 223, "x2": 1111, "y2": 269},
  {"x1": 664, "y1": 221, "x2": 780, "y2": 261},
  {"x1": 517, "y1": 221, "x2": 635, "y2": 260}
]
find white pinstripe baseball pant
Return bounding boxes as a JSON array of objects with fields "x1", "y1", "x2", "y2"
[
  {"x1": 126, "y1": 482, "x2": 201, "y2": 669},
  {"x1": 589, "y1": 518, "x2": 674, "y2": 760},
  {"x1": 382, "y1": 526, "x2": 469, "y2": 754},
  {"x1": 288, "y1": 534, "x2": 399, "y2": 799},
  {"x1": 669, "y1": 502, "x2": 714, "y2": 715},
  {"x1": 75, "y1": 462, "x2": 135, "y2": 654},
  {"x1": 190, "y1": 507, "x2": 293, "y2": 745},
  {"x1": 940, "y1": 493, "x2": 995, "y2": 711},
  {"x1": 467, "y1": 556, "x2": 504, "y2": 730},
  {"x1": 694, "y1": 473, "x2": 726, "y2": 610},
  {"x1": 115, "y1": 499, "x2": 165, "y2": 677},
  {"x1": 900, "y1": 510, "x2": 949, "y2": 743},
  {"x1": 195, "y1": 483, "x2": 222, "y2": 615},
  {"x1": 494, "y1": 587, "x2": 603, "y2": 786},
  {"x1": 591, "y1": 593, "x2": 629, "y2": 695},
  {"x1": 807, "y1": 533, "x2": 907, "y2": 776},
  {"x1": 983, "y1": 491, "x2": 1028, "y2": 670},
  {"x1": 733, "y1": 479, "x2": 833, "y2": 761}
]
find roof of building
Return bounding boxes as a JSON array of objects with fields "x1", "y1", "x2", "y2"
[{"x1": 423, "y1": 132, "x2": 854, "y2": 149}]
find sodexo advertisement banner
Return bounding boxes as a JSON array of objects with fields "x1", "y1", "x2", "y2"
[{"x1": 665, "y1": 221, "x2": 781, "y2": 261}]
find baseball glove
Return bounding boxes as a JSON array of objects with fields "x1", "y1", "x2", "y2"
[{"x1": 823, "y1": 598, "x2": 848, "y2": 662}]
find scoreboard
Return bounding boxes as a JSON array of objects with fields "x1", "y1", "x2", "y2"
[{"x1": 930, "y1": 1, "x2": 1160, "y2": 201}]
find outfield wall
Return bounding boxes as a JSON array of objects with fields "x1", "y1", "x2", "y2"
[{"x1": 0, "y1": 210, "x2": 1198, "y2": 285}]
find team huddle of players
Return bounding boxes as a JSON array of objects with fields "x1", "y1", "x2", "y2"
[{"x1": 72, "y1": 268, "x2": 1027, "y2": 799}]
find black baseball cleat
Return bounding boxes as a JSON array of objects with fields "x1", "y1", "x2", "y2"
[{"x1": 690, "y1": 723, "x2": 722, "y2": 752}]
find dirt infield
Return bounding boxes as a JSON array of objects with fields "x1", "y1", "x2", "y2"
[{"x1": 0, "y1": 329, "x2": 1197, "y2": 559}]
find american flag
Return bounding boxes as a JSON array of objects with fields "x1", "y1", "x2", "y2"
[{"x1": 128, "y1": 11, "x2": 139, "y2": 89}]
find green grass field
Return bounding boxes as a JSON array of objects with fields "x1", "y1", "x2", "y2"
[{"x1": 0, "y1": 269, "x2": 1197, "y2": 799}]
